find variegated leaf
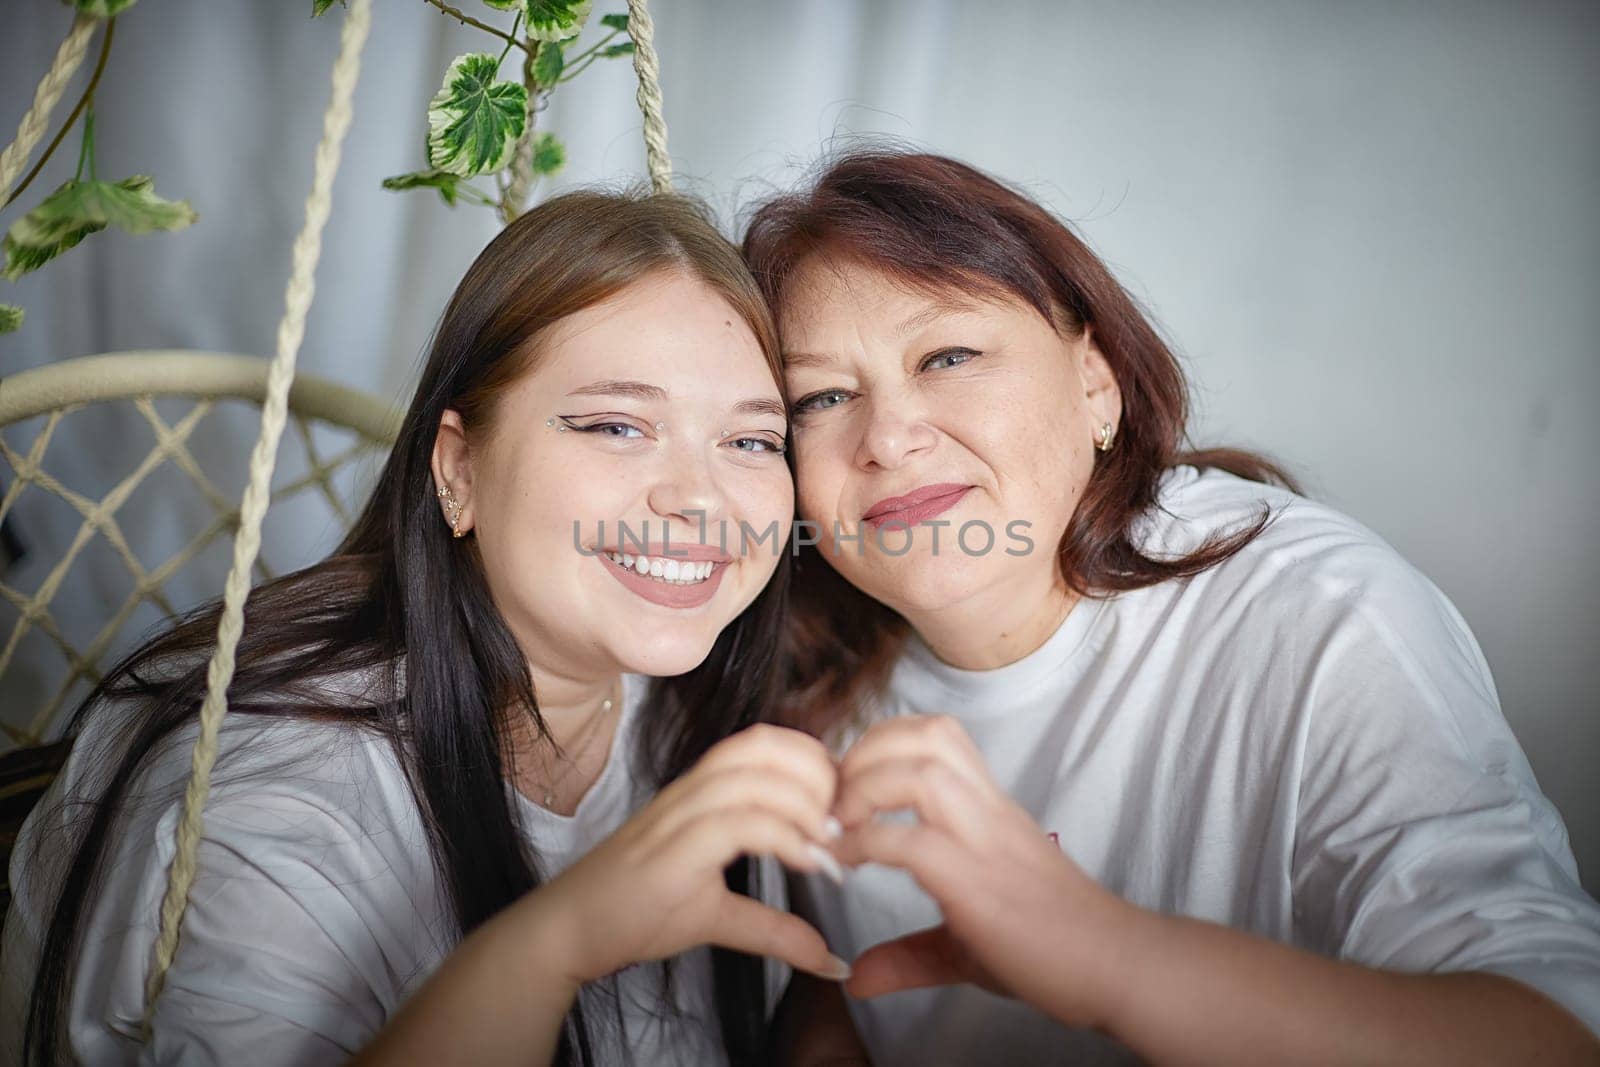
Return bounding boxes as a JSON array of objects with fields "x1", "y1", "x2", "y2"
[
  {"x1": 382, "y1": 168, "x2": 463, "y2": 206},
  {"x1": 530, "y1": 132, "x2": 565, "y2": 176},
  {"x1": 524, "y1": 0, "x2": 591, "y2": 42},
  {"x1": 426, "y1": 53, "x2": 528, "y2": 177},
  {"x1": 312, "y1": 0, "x2": 344, "y2": 16},
  {"x1": 532, "y1": 40, "x2": 564, "y2": 85},
  {"x1": 2, "y1": 176, "x2": 196, "y2": 281},
  {"x1": 0, "y1": 305, "x2": 22, "y2": 334}
]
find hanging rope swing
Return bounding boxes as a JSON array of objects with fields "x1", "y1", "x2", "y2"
[{"x1": 132, "y1": 0, "x2": 675, "y2": 1030}]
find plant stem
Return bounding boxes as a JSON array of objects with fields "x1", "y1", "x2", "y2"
[
  {"x1": 4, "y1": 17, "x2": 115, "y2": 208},
  {"x1": 560, "y1": 28, "x2": 621, "y2": 69},
  {"x1": 422, "y1": 0, "x2": 529, "y2": 53},
  {"x1": 496, "y1": 12, "x2": 522, "y2": 67}
]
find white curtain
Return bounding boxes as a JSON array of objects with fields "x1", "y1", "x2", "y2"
[{"x1": 3, "y1": 0, "x2": 1596, "y2": 887}]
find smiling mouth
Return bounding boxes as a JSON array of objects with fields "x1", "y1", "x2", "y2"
[
  {"x1": 862, "y1": 483, "x2": 975, "y2": 527},
  {"x1": 601, "y1": 551, "x2": 719, "y2": 585}
]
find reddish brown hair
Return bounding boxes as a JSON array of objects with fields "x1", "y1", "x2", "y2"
[{"x1": 742, "y1": 151, "x2": 1294, "y2": 732}]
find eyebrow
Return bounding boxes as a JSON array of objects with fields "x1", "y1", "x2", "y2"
[
  {"x1": 566, "y1": 380, "x2": 787, "y2": 420},
  {"x1": 566, "y1": 379, "x2": 668, "y2": 402}
]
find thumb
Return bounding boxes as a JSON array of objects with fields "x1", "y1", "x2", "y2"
[
  {"x1": 846, "y1": 924, "x2": 973, "y2": 999},
  {"x1": 711, "y1": 892, "x2": 853, "y2": 983}
]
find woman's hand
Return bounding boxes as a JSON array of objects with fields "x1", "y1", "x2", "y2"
[
  {"x1": 829, "y1": 714, "x2": 1134, "y2": 1029},
  {"x1": 531, "y1": 722, "x2": 852, "y2": 986}
]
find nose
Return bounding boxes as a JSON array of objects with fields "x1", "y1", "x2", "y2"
[
  {"x1": 646, "y1": 448, "x2": 727, "y2": 532},
  {"x1": 853, "y1": 391, "x2": 937, "y2": 471}
]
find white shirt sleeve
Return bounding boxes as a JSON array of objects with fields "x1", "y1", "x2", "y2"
[
  {"x1": 1287, "y1": 558, "x2": 1600, "y2": 1035},
  {"x1": 79, "y1": 788, "x2": 406, "y2": 1065}
]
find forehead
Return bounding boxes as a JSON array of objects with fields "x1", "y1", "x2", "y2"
[
  {"x1": 778, "y1": 255, "x2": 1039, "y2": 351},
  {"x1": 532, "y1": 271, "x2": 778, "y2": 393}
]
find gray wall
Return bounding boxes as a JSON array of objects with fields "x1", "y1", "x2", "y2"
[{"x1": 3, "y1": 1, "x2": 1596, "y2": 887}]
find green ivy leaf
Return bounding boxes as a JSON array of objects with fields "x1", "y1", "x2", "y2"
[
  {"x1": 426, "y1": 53, "x2": 528, "y2": 177},
  {"x1": 0, "y1": 305, "x2": 22, "y2": 334},
  {"x1": 599, "y1": 13, "x2": 628, "y2": 31},
  {"x1": 66, "y1": 0, "x2": 139, "y2": 15},
  {"x1": 524, "y1": 0, "x2": 591, "y2": 42},
  {"x1": 312, "y1": 0, "x2": 345, "y2": 15},
  {"x1": 532, "y1": 40, "x2": 564, "y2": 85},
  {"x1": 601, "y1": 41, "x2": 634, "y2": 58},
  {"x1": 530, "y1": 132, "x2": 564, "y2": 176},
  {"x1": 480, "y1": 0, "x2": 520, "y2": 8},
  {"x1": 2, "y1": 176, "x2": 197, "y2": 282},
  {"x1": 382, "y1": 168, "x2": 463, "y2": 206}
]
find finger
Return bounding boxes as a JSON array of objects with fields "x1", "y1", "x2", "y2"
[
  {"x1": 831, "y1": 756, "x2": 987, "y2": 844},
  {"x1": 831, "y1": 819, "x2": 968, "y2": 902},
  {"x1": 710, "y1": 891, "x2": 852, "y2": 983},
  {"x1": 838, "y1": 715, "x2": 992, "y2": 801},
  {"x1": 659, "y1": 765, "x2": 838, "y2": 846},
  {"x1": 698, "y1": 723, "x2": 839, "y2": 812},
  {"x1": 847, "y1": 925, "x2": 969, "y2": 999},
  {"x1": 675, "y1": 809, "x2": 845, "y2": 887}
]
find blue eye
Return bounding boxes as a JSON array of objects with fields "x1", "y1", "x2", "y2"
[
  {"x1": 725, "y1": 436, "x2": 786, "y2": 455},
  {"x1": 558, "y1": 416, "x2": 647, "y2": 438},
  {"x1": 792, "y1": 390, "x2": 850, "y2": 415},
  {"x1": 922, "y1": 347, "x2": 979, "y2": 371}
]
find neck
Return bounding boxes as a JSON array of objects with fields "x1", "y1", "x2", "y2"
[
  {"x1": 903, "y1": 571, "x2": 1076, "y2": 672},
  {"x1": 521, "y1": 662, "x2": 622, "y2": 746}
]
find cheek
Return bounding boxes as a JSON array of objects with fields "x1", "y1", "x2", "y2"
[{"x1": 791, "y1": 431, "x2": 848, "y2": 521}]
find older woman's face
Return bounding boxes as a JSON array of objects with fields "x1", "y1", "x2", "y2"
[{"x1": 778, "y1": 257, "x2": 1120, "y2": 618}]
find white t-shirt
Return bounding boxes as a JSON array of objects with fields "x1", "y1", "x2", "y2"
[
  {"x1": 2, "y1": 671, "x2": 784, "y2": 1065},
  {"x1": 797, "y1": 466, "x2": 1600, "y2": 1065}
]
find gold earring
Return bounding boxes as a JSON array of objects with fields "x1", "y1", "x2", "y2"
[
  {"x1": 436, "y1": 483, "x2": 467, "y2": 538},
  {"x1": 1095, "y1": 422, "x2": 1116, "y2": 453}
]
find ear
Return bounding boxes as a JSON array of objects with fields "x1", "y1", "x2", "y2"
[
  {"x1": 1078, "y1": 326, "x2": 1122, "y2": 435},
  {"x1": 430, "y1": 409, "x2": 475, "y2": 535}
]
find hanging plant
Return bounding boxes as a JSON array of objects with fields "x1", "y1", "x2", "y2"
[{"x1": 0, "y1": 0, "x2": 638, "y2": 332}]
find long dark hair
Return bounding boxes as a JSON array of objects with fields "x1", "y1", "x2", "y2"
[
  {"x1": 22, "y1": 191, "x2": 786, "y2": 1065},
  {"x1": 741, "y1": 150, "x2": 1296, "y2": 732}
]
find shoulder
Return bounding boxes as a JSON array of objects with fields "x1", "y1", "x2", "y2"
[{"x1": 1139, "y1": 466, "x2": 1473, "y2": 649}]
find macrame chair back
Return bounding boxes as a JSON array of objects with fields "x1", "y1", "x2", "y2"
[{"x1": 0, "y1": 0, "x2": 675, "y2": 1035}]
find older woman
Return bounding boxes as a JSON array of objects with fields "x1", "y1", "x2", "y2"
[{"x1": 746, "y1": 152, "x2": 1600, "y2": 1064}]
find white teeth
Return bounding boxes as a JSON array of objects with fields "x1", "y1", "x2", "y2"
[{"x1": 603, "y1": 551, "x2": 717, "y2": 585}]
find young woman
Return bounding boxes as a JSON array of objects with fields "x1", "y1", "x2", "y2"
[
  {"x1": 1, "y1": 191, "x2": 850, "y2": 1066},
  {"x1": 746, "y1": 152, "x2": 1600, "y2": 1064}
]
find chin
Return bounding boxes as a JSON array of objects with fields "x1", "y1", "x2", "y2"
[
  {"x1": 610, "y1": 628, "x2": 722, "y2": 679},
  {"x1": 842, "y1": 551, "x2": 997, "y2": 617}
]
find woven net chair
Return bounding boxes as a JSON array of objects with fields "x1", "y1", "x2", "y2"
[{"x1": 0, "y1": 350, "x2": 397, "y2": 912}]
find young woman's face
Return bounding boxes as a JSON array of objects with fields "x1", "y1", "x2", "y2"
[
  {"x1": 440, "y1": 271, "x2": 793, "y2": 680},
  {"x1": 778, "y1": 256, "x2": 1120, "y2": 620}
]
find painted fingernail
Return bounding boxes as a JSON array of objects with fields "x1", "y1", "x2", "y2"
[
  {"x1": 816, "y1": 953, "x2": 853, "y2": 982},
  {"x1": 823, "y1": 816, "x2": 844, "y2": 841},
  {"x1": 807, "y1": 842, "x2": 846, "y2": 886}
]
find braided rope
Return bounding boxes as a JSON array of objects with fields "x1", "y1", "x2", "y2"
[
  {"x1": 0, "y1": 14, "x2": 97, "y2": 200},
  {"x1": 625, "y1": 0, "x2": 671, "y2": 194},
  {"x1": 140, "y1": 0, "x2": 374, "y2": 1028}
]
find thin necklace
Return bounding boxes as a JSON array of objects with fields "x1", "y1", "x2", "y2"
[{"x1": 532, "y1": 678, "x2": 621, "y2": 808}]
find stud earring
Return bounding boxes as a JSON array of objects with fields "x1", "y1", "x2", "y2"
[
  {"x1": 1095, "y1": 422, "x2": 1117, "y2": 453},
  {"x1": 436, "y1": 483, "x2": 467, "y2": 538}
]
